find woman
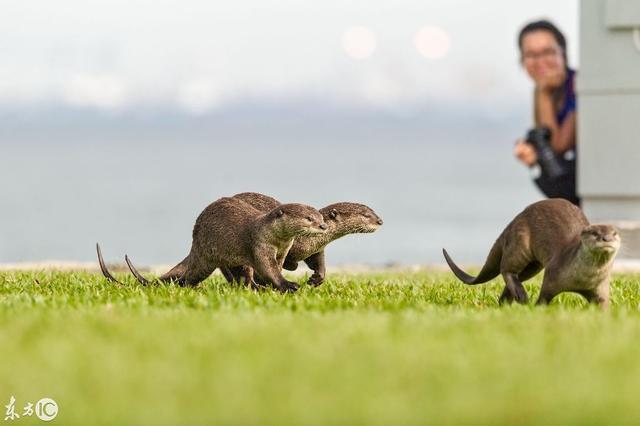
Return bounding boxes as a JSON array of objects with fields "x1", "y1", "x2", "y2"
[{"x1": 513, "y1": 20, "x2": 579, "y2": 206}]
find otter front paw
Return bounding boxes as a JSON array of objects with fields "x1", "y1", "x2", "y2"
[{"x1": 279, "y1": 280, "x2": 299, "y2": 293}]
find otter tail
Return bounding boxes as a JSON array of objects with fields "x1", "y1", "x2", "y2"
[
  {"x1": 125, "y1": 254, "x2": 189, "y2": 285},
  {"x1": 124, "y1": 255, "x2": 151, "y2": 285},
  {"x1": 442, "y1": 240, "x2": 502, "y2": 285},
  {"x1": 96, "y1": 243, "x2": 124, "y2": 285}
]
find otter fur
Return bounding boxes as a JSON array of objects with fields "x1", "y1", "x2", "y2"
[
  {"x1": 227, "y1": 192, "x2": 383, "y2": 286},
  {"x1": 97, "y1": 196, "x2": 327, "y2": 292},
  {"x1": 443, "y1": 199, "x2": 620, "y2": 307}
]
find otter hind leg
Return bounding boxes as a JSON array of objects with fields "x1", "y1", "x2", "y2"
[
  {"x1": 222, "y1": 266, "x2": 250, "y2": 285},
  {"x1": 498, "y1": 286, "x2": 514, "y2": 304},
  {"x1": 227, "y1": 266, "x2": 266, "y2": 290},
  {"x1": 501, "y1": 272, "x2": 529, "y2": 305},
  {"x1": 176, "y1": 252, "x2": 216, "y2": 287},
  {"x1": 518, "y1": 261, "x2": 543, "y2": 282},
  {"x1": 500, "y1": 262, "x2": 542, "y2": 304},
  {"x1": 238, "y1": 266, "x2": 268, "y2": 290},
  {"x1": 182, "y1": 266, "x2": 216, "y2": 287},
  {"x1": 499, "y1": 246, "x2": 535, "y2": 304}
]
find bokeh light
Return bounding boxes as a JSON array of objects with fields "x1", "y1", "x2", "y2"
[
  {"x1": 342, "y1": 26, "x2": 377, "y2": 60},
  {"x1": 415, "y1": 26, "x2": 451, "y2": 59}
]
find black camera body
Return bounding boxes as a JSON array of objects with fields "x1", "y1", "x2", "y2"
[{"x1": 525, "y1": 127, "x2": 567, "y2": 179}]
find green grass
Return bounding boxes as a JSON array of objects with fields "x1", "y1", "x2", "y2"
[{"x1": 2, "y1": 270, "x2": 640, "y2": 425}]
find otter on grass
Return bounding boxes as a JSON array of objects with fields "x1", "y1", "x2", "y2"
[
  {"x1": 97, "y1": 197, "x2": 327, "y2": 292},
  {"x1": 442, "y1": 199, "x2": 620, "y2": 307},
  {"x1": 227, "y1": 192, "x2": 383, "y2": 286}
]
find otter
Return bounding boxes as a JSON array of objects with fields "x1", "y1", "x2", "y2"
[
  {"x1": 443, "y1": 199, "x2": 620, "y2": 307},
  {"x1": 226, "y1": 192, "x2": 383, "y2": 286},
  {"x1": 97, "y1": 197, "x2": 327, "y2": 292}
]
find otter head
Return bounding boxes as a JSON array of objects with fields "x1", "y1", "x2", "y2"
[
  {"x1": 320, "y1": 202, "x2": 383, "y2": 234},
  {"x1": 268, "y1": 203, "x2": 327, "y2": 237},
  {"x1": 580, "y1": 224, "x2": 621, "y2": 258}
]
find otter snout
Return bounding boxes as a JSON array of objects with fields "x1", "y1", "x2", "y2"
[
  {"x1": 581, "y1": 224, "x2": 621, "y2": 255},
  {"x1": 376, "y1": 218, "x2": 383, "y2": 225}
]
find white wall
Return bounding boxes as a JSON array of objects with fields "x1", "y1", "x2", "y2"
[{"x1": 579, "y1": 0, "x2": 640, "y2": 257}]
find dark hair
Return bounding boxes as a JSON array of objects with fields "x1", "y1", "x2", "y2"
[{"x1": 518, "y1": 20, "x2": 568, "y2": 64}]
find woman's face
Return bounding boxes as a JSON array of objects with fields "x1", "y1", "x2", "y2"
[{"x1": 520, "y1": 30, "x2": 566, "y2": 82}]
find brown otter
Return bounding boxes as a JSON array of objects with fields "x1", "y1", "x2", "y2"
[
  {"x1": 227, "y1": 192, "x2": 383, "y2": 286},
  {"x1": 443, "y1": 199, "x2": 620, "y2": 307},
  {"x1": 97, "y1": 197, "x2": 327, "y2": 292}
]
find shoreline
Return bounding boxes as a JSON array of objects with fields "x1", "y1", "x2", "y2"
[
  {"x1": 1, "y1": 260, "x2": 639, "y2": 273},
  {"x1": 0, "y1": 261, "x2": 447, "y2": 275}
]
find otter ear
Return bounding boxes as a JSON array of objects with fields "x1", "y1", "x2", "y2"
[
  {"x1": 329, "y1": 209, "x2": 338, "y2": 219},
  {"x1": 276, "y1": 209, "x2": 285, "y2": 217}
]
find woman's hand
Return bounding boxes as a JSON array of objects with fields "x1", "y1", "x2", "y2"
[
  {"x1": 534, "y1": 69, "x2": 565, "y2": 94},
  {"x1": 514, "y1": 139, "x2": 538, "y2": 167}
]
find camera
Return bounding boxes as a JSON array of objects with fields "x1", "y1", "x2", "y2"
[{"x1": 525, "y1": 127, "x2": 567, "y2": 179}]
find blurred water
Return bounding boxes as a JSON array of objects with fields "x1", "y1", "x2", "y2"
[{"x1": 0, "y1": 117, "x2": 543, "y2": 266}]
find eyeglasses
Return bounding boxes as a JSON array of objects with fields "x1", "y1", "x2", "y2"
[{"x1": 522, "y1": 48, "x2": 562, "y2": 62}]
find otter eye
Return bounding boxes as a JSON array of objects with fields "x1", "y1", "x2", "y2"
[
  {"x1": 306, "y1": 216, "x2": 313, "y2": 221},
  {"x1": 363, "y1": 213, "x2": 371, "y2": 218}
]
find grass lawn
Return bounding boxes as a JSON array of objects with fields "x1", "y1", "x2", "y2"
[{"x1": 2, "y1": 270, "x2": 640, "y2": 425}]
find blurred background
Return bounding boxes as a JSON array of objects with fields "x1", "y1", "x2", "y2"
[{"x1": 0, "y1": 0, "x2": 578, "y2": 266}]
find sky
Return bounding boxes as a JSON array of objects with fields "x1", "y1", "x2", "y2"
[
  {"x1": 0, "y1": 0, "x2": 578, "y2": 115},
  {"x1": 0, "y1": 1, "x2": 580, "y2": 264}
]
